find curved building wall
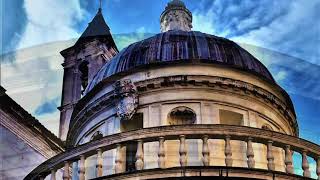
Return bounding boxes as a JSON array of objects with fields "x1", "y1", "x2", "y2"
[{"x1": 66, "y1": 64, "x2": 297, "y2": 177}]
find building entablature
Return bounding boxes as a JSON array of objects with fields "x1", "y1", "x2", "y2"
[{"x1": 67, "y1": 66, "x2": 298, "y2": 146}]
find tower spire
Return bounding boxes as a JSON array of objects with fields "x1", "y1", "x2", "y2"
[{"x1": 99, "y1": 0, "x2": 102, "y2": 11}]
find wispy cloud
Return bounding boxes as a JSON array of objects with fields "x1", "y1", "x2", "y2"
[
  {"x1": 192, "y1": 0, "x2": 320, "y2": 65},
  {"x1": 17, "y1": 0, "x2": 86, "y2": 50},
  {"x1": 35, "y1": 96, "x2": 60, "y2": 115}
]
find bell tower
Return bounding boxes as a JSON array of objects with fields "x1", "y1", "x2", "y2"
[{"x1": 58, "y1": 7, "x2": 118, "y2": 141}]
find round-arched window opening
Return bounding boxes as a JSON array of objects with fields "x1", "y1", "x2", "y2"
[
  {"x1": 168, "y1": 106, "x2": 196, "y2": 125},
  {"x1": 90, "y1": 131, "x2": 103, "y2": 141},
  {"x1": 262, "y1": 124, "x2": 273, "y2": 131}
]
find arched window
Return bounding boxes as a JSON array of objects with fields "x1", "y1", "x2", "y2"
[
  {"x1": 262, "y1": 124, "x2": 273, "y2": 131},
  {"x1": 168, "y1": 106, "x2": 196, "y2": 125},
  {"x1": 79, "y1": 61, "x2": 89, "y2": 94},
  {"x1": 90, "y1": 131, "x2": 103, "y2": 141}
]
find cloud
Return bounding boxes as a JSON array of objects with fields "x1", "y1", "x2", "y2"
[
  {"x1": 17, "y1": 0, "x2": 86, "y2": 50},
  {"x1": 1, "y1": 41, "x2": 68, "y2": 136},
  {"x1": 192, "y1": 0, "x2": 320, "y2": 65},
  {"x1": 34, "y1": 97, "x2": 60, "y2": 115},
  {"x1": 273, "y1": 71, "x2": 287, "y2": 82}
]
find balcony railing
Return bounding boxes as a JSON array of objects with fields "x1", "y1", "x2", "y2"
[{"x1": 25, "y1": 125, "x2": 320, "y2": 180}]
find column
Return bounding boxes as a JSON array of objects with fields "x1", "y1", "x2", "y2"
[
  {"x1": 96, "y1": 149, "x2": 103, "y2": 177},
  {"x1": 267, "y1": 141, "x2": 275, "y2": 171},
  {"x1": 50, "y1": 169, "x2": 56, "y2": 180},
  {"x1": 316, "y1": 156, "x2": 320, "y2": 180},
  {"x1": 79, "y1": 155, "x2": 85, "y2": 180},
  {"x1": 225, "y1": 135, "x2": 233, "y2": 167},
  {"x1": 158, "y1": 137, "x2": 165, "y2": 168},
  {"x1": 246, "y1": 137, "x2": 255, "y2": 168},
  {"x1": 284, "y1": 145, "x2": 293, "y2": 174},
  {"x1": 135, "y1": 140, "x2": 144, "y2": 170},
  {"x1": 179, "y1": 135, "x2": 187, "y2": 167},
  {"x1": 302, "y1": 150, "x2": 311, "y2": 177},
  {"x1": 63, "y1": 161, "x2": 70, "y2": 180},
  {"x1": 202, "y1": 135, "x2": 210, "y2": 166},
  {"x1": 115, "y1": 144, "x2": 123, "y2": 173}
]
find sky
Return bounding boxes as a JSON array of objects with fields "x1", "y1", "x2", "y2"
[{"x1": 1, "y1": 0, "x2": 320, "y2": 176}]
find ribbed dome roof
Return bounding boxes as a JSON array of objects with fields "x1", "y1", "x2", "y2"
[
  {"x1": 85, "y1": 30, "x2": 275, "y2": 94},
  {"x1": 167, "y1": 0, "x2": 186, "y2": 8}
]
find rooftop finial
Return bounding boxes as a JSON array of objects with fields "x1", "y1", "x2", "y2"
[
  {"x1": 98, "y1": 0, "x2": 102, "y2": 12},
  {"x1": 160, "y1": 0, "x2": 192, "y2": 32}
]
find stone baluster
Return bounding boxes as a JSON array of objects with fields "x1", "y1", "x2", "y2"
[
  {"x1": 63, "y1": 161, "x2": 70, "y2": 180},
  {"x1": 135, "y1": 139, "x2": 144, "y2": 170},
  {"x1": 246, "y1": 137, "x2": 255, "y2": 168},
  {"x1": 50, "y1": 169, "x2": 56, "y2": 180},
  {"x1": 267, "y1": 141, "x2": 275, "y2": 171},
  {"x1": 302, "y1": 150, "x2": 311, "y2": 177},
  {"x1": 96, "y1": 148, "x2": 103, "y2": 177},
  {"x1": 316, "y1": 156, "x2": 320, "y2": 180},
  {"x1": 202, "y1": 135, "x2": 210, "y2": 166},
  {"x1": 224, "y1": 135, "x2": 233, "y2": 167},
  {"x1": 179, "y1": 135, "x2": 187, "y2": 167},
  {"x1": 115, "y1": 144, "x2": 123, "y2": 173},
  {"x1": 79, "y1": 155, "x2": 85, "y2": 180},
  {"x1": 158, "y1": 137, "x2": 165, "y2": 169},
  {"x1": 284, "y1": 145, "x2": 293, "y2": 174}
]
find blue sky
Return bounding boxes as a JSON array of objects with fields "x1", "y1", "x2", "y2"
[{"x1": 1, "y1": 0, "x2": 320, "y2": 175}]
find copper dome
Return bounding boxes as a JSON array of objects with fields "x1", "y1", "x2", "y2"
[{"x1": 85, "y1": 30, "x2": 276, "y2": 93}]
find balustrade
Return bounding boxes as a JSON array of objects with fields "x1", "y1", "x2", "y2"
[{"x1": 25, "y1": 125, "x2": 320, "y2": 180}]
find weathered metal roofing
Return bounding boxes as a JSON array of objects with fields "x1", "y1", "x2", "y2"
[
  {"x1": 73, "y1": 9, "x2": 117, "y2": 49},
  {"x1": 85, "y1": 30, "x2": 275, "y2": 94}
]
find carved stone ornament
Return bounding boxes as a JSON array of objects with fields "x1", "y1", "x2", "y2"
[{"x1": 114, "y1": 79, "x2": 138, "y2": 121}]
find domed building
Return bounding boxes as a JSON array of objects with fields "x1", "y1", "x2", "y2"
[{"x1": 26, "y1": 0, "x2": 320, "y2": 179}]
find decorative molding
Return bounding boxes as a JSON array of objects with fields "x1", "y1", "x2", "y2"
[
  {"x1": 97, "y1": 166, "x2": 311, "y2": 180},
  {"x1": 67, "y1": 75, "x2": 298, "y2": 145}
]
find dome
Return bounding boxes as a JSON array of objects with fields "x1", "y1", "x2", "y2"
[
  {"x1": 85, "y1": 30, "x2": 275, "y2": 94},
  {"x1": 167, "y1": 0, "x2": 186, "y2": 8}
]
